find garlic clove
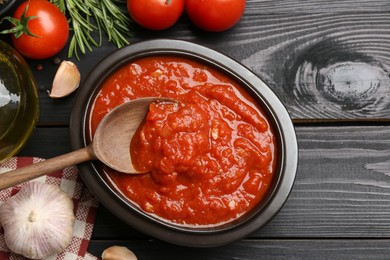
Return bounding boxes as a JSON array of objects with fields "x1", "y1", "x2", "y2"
[
  {"x1": 0, "y1": 182, "x2": 75, "y2": 259},
  {"x1": 49, "y1": 60, "x2": 81, "y2": 98},
  {"x1": 102, "y1": 246, "x2": 138, "y2": 260}
]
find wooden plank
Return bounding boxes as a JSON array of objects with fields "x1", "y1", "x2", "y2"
[
  {"x1": 87, "y1": 239, "x2": 390, "y2": 260},
  {"x1": 234, "y1": 13, "x2": 390, "y2": 121},
  {"x1": 256, "y1": 125, "x2": 390, "y2": 237},
  {"x1": 245, "y1": 0, "x2": 390, "y2": 13},
  {"x1": 18, "y1": 127, "x2": 72, "y2": 158},
  {"x1": 89, "y1": 125, "x2": 390, "y2": 239},
  {"x1": 17, "y1": 125, "x2": 390, "y2": 239},
  {"x1": 6, "y1": 1, "x2": 386, "y2": 125},
  {"x1": 91, "y1": 206, "x2": 147, "y2": 239}
]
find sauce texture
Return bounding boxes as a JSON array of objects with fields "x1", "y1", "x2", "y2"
[{"x1": 89, "y1": 56, "x2": 277, "y2": 226}]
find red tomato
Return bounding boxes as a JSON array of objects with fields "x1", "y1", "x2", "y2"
[
  {"x1": 127, "y1": 0, "x2": 185, "y2": 30},
  {"x1": 186, "y1": 0, "x2": 246, "y2": 32},
  {"x1": 11, "y1": 0, "x2": 69, "y2": 59}
]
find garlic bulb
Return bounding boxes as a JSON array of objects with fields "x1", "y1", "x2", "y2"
[
  {"x1": 49, "y1": 60, "x2": 81, "y2": 98},
  {"x1": 0, "y1": 182, "x2": 75, "y2": 259},
  {"x1": 102, "y1": 246, "x2": 138, "y2": 260}
]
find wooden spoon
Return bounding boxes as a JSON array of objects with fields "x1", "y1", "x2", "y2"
[{"x1": 0, "y1": 97, "x2": 172, "y2": 190}]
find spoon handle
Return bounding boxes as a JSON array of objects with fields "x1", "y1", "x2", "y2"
[{"x1": 0, "y1": 146, "x2": 94, "y2": 190}]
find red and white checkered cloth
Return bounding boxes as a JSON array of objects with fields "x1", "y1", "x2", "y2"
[{"x1": 0, "y1": 157, "x2": 99, "y2": 260}]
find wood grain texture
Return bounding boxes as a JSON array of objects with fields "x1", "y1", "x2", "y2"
[
  {"x1": 2, "y1": 1, "x2": 387, "y2": 125},
  {"x1": 5, "y1": 0, "x2": 390, "y2": 258},
  {"x1": 86, "y1": 125, "x2": 390, "y2": 239},
  {"x1": 18, "y1": 127, "x2": 72, "y2": 158},
  {"x1": 245, "y1": 0, "x2": 390, "y2": 13},
  {"x1": 235, "y1": 12, "x2": 390, "y2": 120},
  {"x1": 257, "y1": 125, "x2": 390, "y2": 237},
  {"x1": 88, "y1": 239, "x2": 390, "y2": 260},
  {"x1": 22, "y1": 125, "x2": 390, "y2": 237}
]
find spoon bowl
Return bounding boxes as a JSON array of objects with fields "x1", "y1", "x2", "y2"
[
  {"x1": 0, "y1": 97, "x2": 165, "y2": 190},
  {"x1": 93, "y1": 97, "x2": 170, "y2": 173}
]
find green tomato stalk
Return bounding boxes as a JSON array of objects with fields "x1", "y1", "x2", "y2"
[{"x1": 0, "y1": 4, "x2": 39, "y2": 38}]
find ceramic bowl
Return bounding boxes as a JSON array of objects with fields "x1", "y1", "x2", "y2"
[{"x1": 70, "y1": 39, "x2": 298, "y2": 247}]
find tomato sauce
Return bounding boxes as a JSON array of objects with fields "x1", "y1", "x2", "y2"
[{"x1": 89, "y1": 56, "x2": 277, "y2": 227}]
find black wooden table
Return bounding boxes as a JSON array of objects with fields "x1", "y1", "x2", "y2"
[{"x1": 6, "y1": 0, "x2": 390, "y2": 258}]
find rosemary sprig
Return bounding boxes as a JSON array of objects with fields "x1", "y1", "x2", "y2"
[{"x1": 50, "y1": 0, "x2": 132, "y2": 60}]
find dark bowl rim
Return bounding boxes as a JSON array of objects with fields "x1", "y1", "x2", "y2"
[{"x1": 70, "y1": 39, "x2": 298, "y2": 247}]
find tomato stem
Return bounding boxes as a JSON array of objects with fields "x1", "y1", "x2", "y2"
[
  {"x1": 0, "y1": 4, "x2": 40, "y2": 38},
  {"x1": 165, "y1": 0, "x2": 172, "y2": 4}
]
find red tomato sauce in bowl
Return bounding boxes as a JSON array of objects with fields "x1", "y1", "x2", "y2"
[{"x1": 88, "y1": 56, "x2": 277, "y2": 227}]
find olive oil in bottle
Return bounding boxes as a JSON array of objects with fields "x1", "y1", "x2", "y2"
[{"x1": 0, "y1": 41, "x2": 39, "y2": 162}]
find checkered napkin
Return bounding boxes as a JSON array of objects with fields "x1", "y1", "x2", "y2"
[{"x1": 0, "y1": 157, "x2": 99, "y2": 260}]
